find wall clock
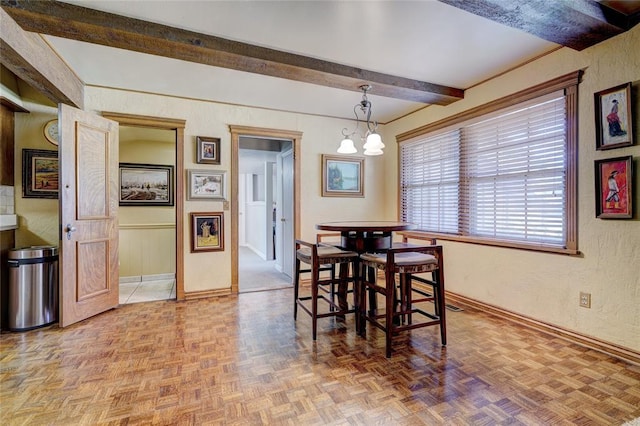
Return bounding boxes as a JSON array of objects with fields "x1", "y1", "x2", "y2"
[{"x1": 43, "y1": 119, "x2": 59, "y2": 146}]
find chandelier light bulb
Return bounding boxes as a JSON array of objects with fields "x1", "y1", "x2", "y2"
[
  {"x1": 363, "y1": 132, "x2": 384, "y2": 150},
  {"x1": 337, "y1": 138, "x2": 357, "y2": 154}
]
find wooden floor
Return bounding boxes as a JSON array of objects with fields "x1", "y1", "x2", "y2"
[{"x1": 1, "y1": 287, "x2": 639, "y2": 425}]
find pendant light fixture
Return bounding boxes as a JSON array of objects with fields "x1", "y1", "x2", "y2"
[{"x1": 337, "y1": 84, "x2": 385, "y2": 156}]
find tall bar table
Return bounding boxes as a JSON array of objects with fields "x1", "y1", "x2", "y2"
[{"x1": 315, "y1": 221, "x2": 416, "y2": 321}]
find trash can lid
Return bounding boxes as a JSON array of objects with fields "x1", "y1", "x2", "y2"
[{"x1": 8, "y1": 246, "x2": 58, "y2": 260}]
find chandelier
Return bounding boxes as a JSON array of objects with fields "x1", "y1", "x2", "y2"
[{"x1": 337, "y1": 84, "x2": 385, "y2": 156}]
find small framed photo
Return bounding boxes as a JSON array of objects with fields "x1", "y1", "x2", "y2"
[
  {"x1": 321, "y1": 154, "x2": 364, "y2": 197},
  {"x1": 196, "y1": 136, "x2": 221, "y2": 164},
  {"x1": 595, "y1": 82, "x2": 633, "y2": 150},
  {"x1": 119, "y1": 163, "x2": 174, "y2": 206},
  {"x1": 594, "y1": 156, "x2": 633, "y2": 219},
  {"x1": 190, "y1": 212, "x2": 224, "y2": 252},
  {"x1": 22, "y1": 149, "x2": 58, "y2": 199},
  {"x1": 188, "y1": 169, "x2": 226, "y2": 200}
]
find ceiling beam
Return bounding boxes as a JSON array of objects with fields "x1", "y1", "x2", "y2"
[
  {"x1": 438, "y1": 0, "x2": 635, "y2": 51},
  {"x1": 0, "y1": 7, "x2": 83, "y2": 108},
  {"x1": 0, "y1": 0, "x2": 464, "y2": 106}
]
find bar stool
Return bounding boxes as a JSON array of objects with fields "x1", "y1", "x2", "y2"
[
  {"x1": 358, "y1": 244, "x2": 446, "y2": 357},
  {"x1": 294, "y1": 239, "x2": 359, "y2": 340}
]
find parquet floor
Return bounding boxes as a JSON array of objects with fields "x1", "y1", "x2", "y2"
[{"x1": 1, "y1": 287, "x2": 639, "y2": 425}]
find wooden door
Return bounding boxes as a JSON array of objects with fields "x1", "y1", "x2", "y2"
[
  {"x1": 59, "y1": 104, "x2": 119, "y2": 327},
  {"x1": 281, "y1": 149, "x2": 294, "y2": 278}
]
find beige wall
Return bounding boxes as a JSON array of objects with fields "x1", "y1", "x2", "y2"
[
  {"x1": 119, "y1": 138, "x2": 176, "y2": 278},
  {"x1": 383, "y1": 26, "x2": 640, "y2": 352},
  {"x1": 83, "y1": 88, "x2": 391, "y2": 293},
  {"x1": 13, "y1": 99, "x2": 58, "y2": 248}
]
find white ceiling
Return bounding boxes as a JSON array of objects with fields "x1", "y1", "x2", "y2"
[{"x1": 45, "y1": 0, "x2": 560, "y2": 123}]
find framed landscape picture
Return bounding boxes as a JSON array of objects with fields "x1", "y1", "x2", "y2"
[
  {"x1": 196, "y1": 136, "x2": 221, "y2": 164},
  {"x1": 190, "y1": 212, "x2": 224, "y2": 252},
  {"x1": 594, "y1": 156, "x2": 633, "y2": 219},
  {"x1": 22, "y1": 149, "x2": 59, "y2": 199},
  {"x1": 119, "y1": 163, "x2": 174, "y2": 206},
  {"x1": 595, "y1": 82, "x2": 633, "y2": 150},
  {"x1": 188, "y1": 169, "x2": 226, "y2": 200},
  {"x1": 321, "y1": 154, "x2": 364, "y2": 197}
]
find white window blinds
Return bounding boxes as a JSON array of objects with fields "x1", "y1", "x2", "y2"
[
  {"x1": 461, "y1": 94, "x2": 566, "y2": 244},
  {"x1": 400, "y1": 130, "x2": 460, "y2": 234},
  {"x1": 400, "y1": 91, "x2": 568, "y2": 247}
]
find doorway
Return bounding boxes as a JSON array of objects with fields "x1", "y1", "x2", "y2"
[
  {"x1": 238, "y1": 137, "x2": 292, "y2": 292},
  {"x1": 102, "y1": 112, "x2": 186, "y2": 302},
  {"x1": 118, "y1": 125, "x2": 177, "y2": 304},
  {"x1": 229, "y1": 125, "x2": 302, "y2": 294}
]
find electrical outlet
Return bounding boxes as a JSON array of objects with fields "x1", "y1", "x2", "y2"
[{"x1": 579, "y1": 292, "x2": 591, "y2": 308}]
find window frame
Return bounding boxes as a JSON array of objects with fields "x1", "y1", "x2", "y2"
[{"x1": 396, "y1": 71, "x2": 581, "y2": 255}]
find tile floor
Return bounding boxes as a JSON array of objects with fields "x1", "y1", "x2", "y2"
[{"x1": 119, "y1": 279, "x2": 175, "y2": 304}]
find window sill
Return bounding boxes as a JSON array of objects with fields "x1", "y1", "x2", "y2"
[{"x1": 398, "y1": 231, "x2": 581, "y2": 256}]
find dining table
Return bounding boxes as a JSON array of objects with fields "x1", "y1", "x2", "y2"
[
  {"x1": 315, "y1": 221, "x2": 417, "y2": 318},
  {"x1": 315, "y1": 221, "x2": 416, "y2": 253}
]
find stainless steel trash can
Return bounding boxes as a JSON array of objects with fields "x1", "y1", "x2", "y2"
[{"x1": 6, "y1": 246, "x2": 58, "y2": 331}]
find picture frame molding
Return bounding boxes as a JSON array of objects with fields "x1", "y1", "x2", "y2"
[
  {"x1": 119, "y1": 162, "x2": 175, "y2": 206},
  {"x1": 594, "y1": 82, "x2": 634, "y2": 150},
  {"x1": 190, "y1": 211, "x2": 224, "y2": 252},
  {"x1": 196, "y1": 136, "x2": 221, "y2": 165},
  {"x1": 321, "y1": 154, "x2": 364, "y2": 197},
  {"x1": 22, "y1": 149, "x2": 59, "y2": 199},
  {"x1": 187, "y1": 169, "x2": 227, "y2": 200},
  {"x1": 594, "y1": 155, "x2": 633, "y2": 219}
]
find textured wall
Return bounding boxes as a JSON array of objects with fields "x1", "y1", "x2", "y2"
[{"x1": 384, "y1": 26, "x2": 640, "y2": 351}]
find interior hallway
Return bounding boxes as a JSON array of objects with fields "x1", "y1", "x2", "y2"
[
  {"x1": 239, "y1": 245, "x2": 291, "y2": 293},
  {"x1": 2, "y1": 288, "x2": 639, "y2": 425}
]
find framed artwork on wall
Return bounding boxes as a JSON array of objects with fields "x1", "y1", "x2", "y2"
[
  {"x1": 196, "y1": 136, "x2": 221, "y2": 164},
  {"x1": 22, "y1": 149, "x2": 59, "y2": 199},
  {"x1": 321, "y1": 154, "x2": 364, "y2": 197},
  {"x1": 187, "y1": 169, "x2": 226, "y2": 200},
  {"x1": 119, "y1": 163, "x2": 174, "y2": 206},
  {"x1": 594, "y1": 156, "x2": 633, "y2": 219},
  {"x1": 190, "y1": 211, "x2": 224, "y2": 252},
  {"x1": 595, "y1": 82, "x2": 633, "y2": 150}
]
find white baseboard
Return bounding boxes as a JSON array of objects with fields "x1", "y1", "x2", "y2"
[
  {"x1": 142, "y1": 273, "x2": 175, "y2": 281},
  {"x1": 119, "y1": 273, "x2": 175, "y2": 284}
]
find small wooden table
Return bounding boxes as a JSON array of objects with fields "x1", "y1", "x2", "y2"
[
  {"x1": 315, "y1": 221, "x2": 416, "y2": 253},
  {"x1": 316, "y1": 221, "x2": 417, "y2": 316}
]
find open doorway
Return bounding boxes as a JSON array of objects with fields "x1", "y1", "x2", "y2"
[
  {"x1": 102, "y1": 112, "x2": 186, "y2": 303},
  {"x1": 238, "y1": 136, "x2": 292, "y2": 292},
  {"x1": 117, "y1": 125, "x2": 177, "y2": 304},
  {"x1": 230, "y1": 125, "x2": 301, "y2": 294}
]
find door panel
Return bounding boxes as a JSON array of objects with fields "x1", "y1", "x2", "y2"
[
  {"x1": 59, "y1": 104, "x2": 119, "y2": 327},
  {"x1": 281, "y1": 150, "x2": 294, "y2": 278}
]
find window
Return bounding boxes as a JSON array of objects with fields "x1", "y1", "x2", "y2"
[{"x1": 398, "y1": 72, "x2": 580, "y2": 254}]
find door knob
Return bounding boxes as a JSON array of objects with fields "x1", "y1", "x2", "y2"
[{"x1": 65, "y1": 224, "x2": 77, "y2": 240}]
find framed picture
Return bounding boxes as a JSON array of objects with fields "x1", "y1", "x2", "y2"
[
  {"x1": 321, "y1": 154, "x2": 364, "y2": 197},
  {"x1": 119, "y1": 163, "x2": 174, "y2": 206},
  {"x1": 190, "y1": 212, "x2": 224, "y2": 252},
  {"x1": 196, "y1": 136, "x2": 221, "y2": 164},
  {"x1": 188, "y1": 169, "x2": 226, "y2": 200},
  {"x1": 595, "y1": 82, "x2": 633, "y2": 150},
  {"x1": 22, "y1": 149, "x2": 58, "y2": 199},
  {"x1": 594, "y1": 156, "x2": 633, "y2": 219}
]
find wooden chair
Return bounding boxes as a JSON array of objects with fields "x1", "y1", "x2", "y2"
[
  {"x1": 294, "y1": 239, "x2": 359, "y2": 340},
  {"x1": 358, "y1": 244, "x2": 446, "y2": 357}
]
